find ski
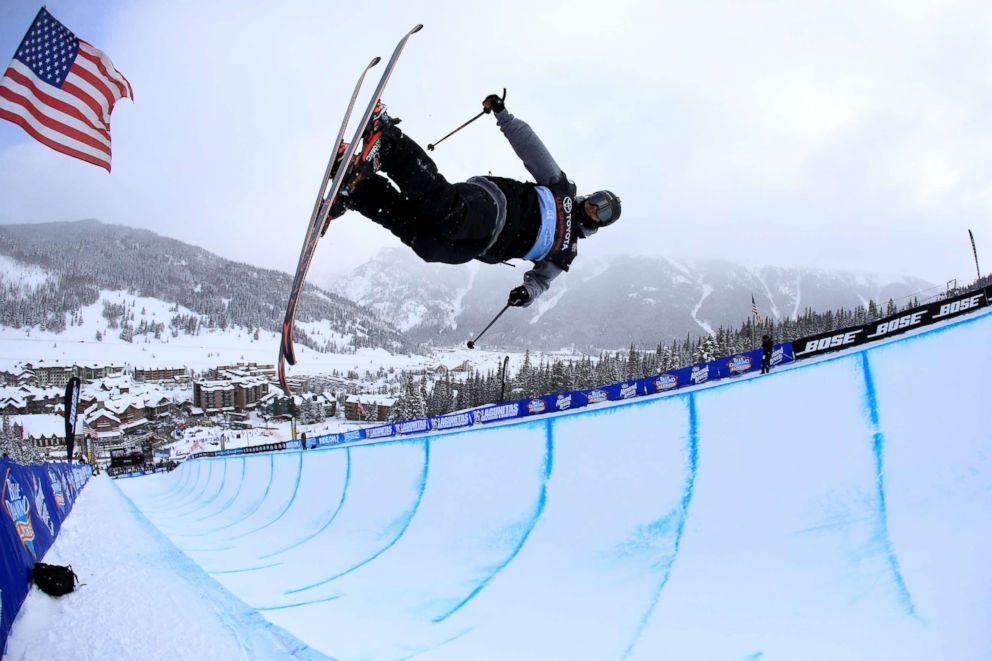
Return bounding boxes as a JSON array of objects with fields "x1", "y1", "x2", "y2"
[
  {"x1": 278, "y1": 55, "x2": 380, "y2": 366},
  {"x1": 278, "y1": 23, "x2": 423, "y2": 396}
]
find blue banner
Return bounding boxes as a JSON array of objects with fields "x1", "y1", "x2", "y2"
[
  {"x1": 396, "y1": 418, "x2": 431, "y2": 436},
  {"x1": 473, "y1": 402, "x2": 522, "y2": 424},
  {"x1": 430, "y1": 412, "x2": 473, "y2": 432},
  {"x1": 715, "y1": 349, "x2": 762, "y2": 379},
  {"x1": 365, "y1": 424, "x2": 397, "y2": 440},
  {"x1": 340, "y1": 429, "x2": 366, "y2": 444},
  {"x1": 316, "y1": 433, "x2": 343, "y2": 447},
  {"x1": 640, "y1": 366, "x2": 691, "y2": 395},
  {"x1": 1, "y1": 458, "x2": 91, "y2": 654},
  {"x1": 524, "y1": 391, "x2": 590, "y2": 416}
]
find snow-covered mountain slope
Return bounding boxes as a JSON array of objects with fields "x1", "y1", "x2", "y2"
[
  {"x1": 0, "y1": 220, "x2": 419, "y2": 364},
  {"x1": 330, "y1": 248, "x2": 935, "y2": 350}
]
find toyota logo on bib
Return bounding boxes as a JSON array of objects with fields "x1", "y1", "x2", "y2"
[{"x1": 563, "y1": 197, "x2": 572, "y2": 214}]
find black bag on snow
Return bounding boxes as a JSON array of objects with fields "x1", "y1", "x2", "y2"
[{"x1": 32, "y1": 562, "x2": 78, "y2": 597}]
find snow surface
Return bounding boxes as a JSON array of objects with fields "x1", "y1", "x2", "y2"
[
  {"x1": 0, "y1": 255, "x2": 52, "y2": 289},
  {"x1": 0, "y1": 286, "x2": 524, "y2": 381},
  {"x1": 7, "y1": 308, "x2": 991, "y2": 660},
  {"x1": 3, "y1": 474, "x2": 330, "y2": 660}
]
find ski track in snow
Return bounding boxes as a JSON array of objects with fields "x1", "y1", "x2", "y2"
[
  {"x1": 755, "y1": 270, "x2": 782, "y2": 320},
  {"x1": 529, "y1": 278, "x2": 568, "y2": 325},
  {"x1": 450, "y1": 263, "x2": 479, "y2": 330},
  {"x1": 691, "y1": 283, "x2": 716, "y2": 337}
]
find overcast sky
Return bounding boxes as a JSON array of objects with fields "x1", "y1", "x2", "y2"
[{"x1": 1, "y1": 0, "x2": 990, "y2": 285}]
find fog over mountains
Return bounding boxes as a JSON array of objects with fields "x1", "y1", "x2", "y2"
[
  {"x1": 335, "y1": 248, "x2": 934, "y2": 351},
  {"x1": 0, "y1": 220, "x2": 933, "y2": 356}
]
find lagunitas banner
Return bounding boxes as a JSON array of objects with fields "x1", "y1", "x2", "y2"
[
  {"x1": 0, "y1": 458, "x2": 91, "y2": 654},
  {"x1": 63, "y1": 377, "x2": 80, "y2": 463}
]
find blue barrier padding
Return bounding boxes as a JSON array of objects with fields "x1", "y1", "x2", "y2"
[
  {"x1": 430, "y1": 412, "x2": 473, "y2": 432},
  {"x1": 473, "y1": 403, "x2": 522, "y2": 424},
  {"x1": 1, "y1": 459, "x2": 91, "y2": 653},
  {"x1": 397, "y1": 419, "x2": 431, "y2": 436}
]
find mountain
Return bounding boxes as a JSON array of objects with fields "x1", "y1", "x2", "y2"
[
  {"x1": 0, "y1": 220, "x2": 417, "y2": 355},
  {"x1": 333, "y1": 248, "x2": 934, "y2": 351}
]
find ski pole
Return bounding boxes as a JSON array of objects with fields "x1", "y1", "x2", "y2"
[
  {"x1": 428, "y1": 88, "x2": 506, "y2": 151},
  {"x1": 467, "y1": 304, "x2": 510, "y2": 349}
]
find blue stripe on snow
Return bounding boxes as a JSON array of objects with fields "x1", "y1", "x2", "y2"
[
  {"x1": 860, "y1": 352, "x2": 917, "y2": 617},
  {"x1": 431, "y1": 419, "x2": 555, "y2": 622},
  {"x1": 622, "y1": 392, "x2": 700, "y2": 659},
  {"x1": 230, "y1": 449, "x2": 306, "y2": 540},
  {"x1": 259, "y1": 447, "x2": 353, "y2": 559},
  {"x1": 284, "y1": 439, "x2": 431, "y2": 595}
]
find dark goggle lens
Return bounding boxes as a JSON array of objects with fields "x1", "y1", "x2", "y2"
[{"x1": 586, "y1": 192, "x2": 615, "y2": 222}]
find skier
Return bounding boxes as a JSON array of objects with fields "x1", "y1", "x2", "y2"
[{"x1": 325, "y1": 94, "x2": 622, "y2": 308}]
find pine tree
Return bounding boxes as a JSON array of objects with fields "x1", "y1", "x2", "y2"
[{"x1": 0, "y1": 415, "x2": 43, "y2": 465}]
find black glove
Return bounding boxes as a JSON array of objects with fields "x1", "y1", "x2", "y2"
[
  {"x1": 508, "y1": 285, "x2": 530, "y2": 307},
  {"x1": 482, "y1": 93, "x2": 505, "y2": 114}
]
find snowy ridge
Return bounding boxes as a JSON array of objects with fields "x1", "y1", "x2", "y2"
[{"x1": 334, "y1": 250, "x2": 935, "y2": 350}]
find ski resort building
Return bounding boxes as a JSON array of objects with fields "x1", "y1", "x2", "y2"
[
  {"x1": 193, "y1": 376, "x2": 269, "y2": 414},
  {"x1": 344, "y1": 394, "x2": 395, "y2": 421},
  {"x1": 133, "y1": 367, "x2": 189, "y2": 383}
]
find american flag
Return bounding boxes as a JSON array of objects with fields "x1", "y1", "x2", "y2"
[
  {"x1": 751, "y1": 294, "x2": 764, "y2": 324},
  {"x1": 0, "y1": 8, "x2": 133, "y2": 171},
  {"x1": 83, "y1": 424, "x2": 98, "y2": 439}
]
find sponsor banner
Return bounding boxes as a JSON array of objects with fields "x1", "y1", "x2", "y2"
[
  {"x1": 613, "y1": 381, "x2": 641, "y2": 401},
  {"x1": 0, "y1": 459, "x2": 90, "y2": 653},
  {"x1": 397, "y1": 418, "x2": 431, "y2": 435},
  {"x1": 190, "y1": 442, "x2": 290, "y2": 460},
  {"x1": 110, "y1": 467, "x2": 169, "y2": 479},
  {"x1": 527, "y1": 391, "x2": 589, "y2": 415},
  {"x1": 316, "y1": 434, "x2": 343, "y2": 447},
  {"x1": 583, "y1": 387, "x2": 610, "y2": 405},
  {"x1": 243, "y1": 442, "x2": 287, "y2": 455},
  {"x1": 794, "y1": 288, "x2": 990, "y2": 361},
  {"x1": 689, "y1": 362, "x2": 716, "y2": 387},
  {"x1": 770, "y1": 342, "x2": 795, "y2": 367},
  {"x1": 792, "y1": 326, "x2": 865, "y2": 360},
  {"x1": 924, "y1": 288, "x2": 988, "y2": 325},
  {"x1": 474, "y1": 402, "x2": 522, "y2": 424},
  {"x1": 430, "y1": 412, "x2": 473, "y2": 432},
  {"x1": 366, "y1": 424, "x2": 397, "y2": 440},
  {"x1": 715, "y1": 349, "x2": 763, "y2": 379},
  {"x1": 64, "y1": 376, "x2": 80, "y2": 462},
  {"x1": 640, "y1": 366, "x2": 693, "y2": 395},
  {"x1": 582, "y1": 381, "x2": 643, "y2": 404},
  {"x1": 340, "y1": 430, "x2": 366, "y2": 444}
]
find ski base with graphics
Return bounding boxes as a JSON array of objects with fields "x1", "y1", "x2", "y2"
[{"x1": 278, "y1": 24, "x2": 423, "y2": 396}]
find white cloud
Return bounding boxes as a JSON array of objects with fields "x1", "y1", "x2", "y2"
[{"x1": 1, "y1": 0, "x2": 991, "y2": 284}]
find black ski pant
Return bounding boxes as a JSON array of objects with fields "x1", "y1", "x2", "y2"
[{"x1": 348, "y1": 125, "x2": 498, "y2": 264}]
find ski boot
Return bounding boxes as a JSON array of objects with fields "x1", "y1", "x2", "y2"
[{"x1": 320, "y1": 102, "x2": 400, "y2": 235}]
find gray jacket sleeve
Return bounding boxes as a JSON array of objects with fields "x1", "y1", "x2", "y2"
[
  {"x1": 495, "y1": 110, "x2": 563, "y2": 186},
  {"x1": 519, "y1": 260, "x2": 566, "y2": 307}
]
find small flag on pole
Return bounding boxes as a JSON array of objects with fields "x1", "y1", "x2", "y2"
[
  {"x1": 0, "y1": 7, "x2": 133, "y2": 171},
  {"x1": 751, "y1": 294, "x2": 764, "y2": 324}
]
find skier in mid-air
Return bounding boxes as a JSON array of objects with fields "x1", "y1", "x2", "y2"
[{"x1": 324, "y1": 93, "x2": 622, "y2": 308}]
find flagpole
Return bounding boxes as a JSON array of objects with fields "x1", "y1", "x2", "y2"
[{"x1": 969, "y1": 229, "x2": 981, "y2": 280}]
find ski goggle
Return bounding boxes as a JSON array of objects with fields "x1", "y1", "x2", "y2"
[{"x1": 579, "y1": 191, "x2": 621, "y2": 225}]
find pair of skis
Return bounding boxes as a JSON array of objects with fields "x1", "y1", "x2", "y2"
[{"x1": 278, "y1": 24, "x2": 423, "y2": 396}]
